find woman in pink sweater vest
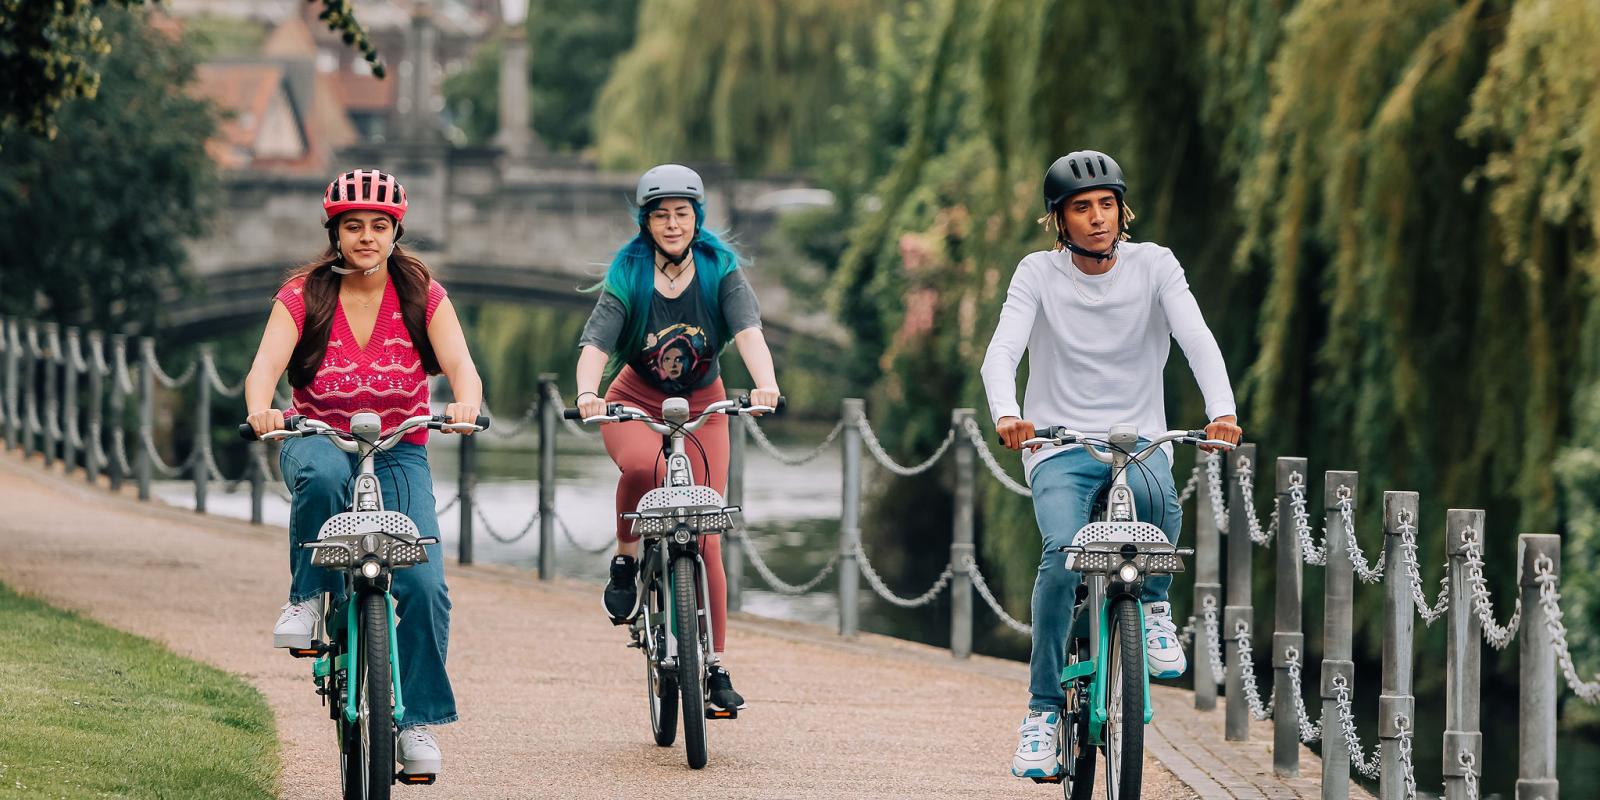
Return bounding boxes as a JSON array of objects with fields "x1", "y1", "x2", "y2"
[{"x1": 242, "y1": 170, "x2": 483, "y2": 777}]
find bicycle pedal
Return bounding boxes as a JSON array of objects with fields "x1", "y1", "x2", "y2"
[
  {"x1": 705, "y1": 707, "x2": 737, "y2": 720},
  {"x1": 1029, "y1": 775, "x2": 1063, "y2": 785},
  {"x1": 396, "y1": 772, "x2": 436, "y2": 785},
  {"x1": 286, "y1": 639, "x2": 328, "y2": 659}
]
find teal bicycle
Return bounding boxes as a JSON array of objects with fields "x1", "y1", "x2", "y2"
[
  {"x1": 242, "y1": 411, "x2": 486, "y2": 799},
  {"x1": 1016, "y1": 424, "x2": 1231, "y2": 800}
]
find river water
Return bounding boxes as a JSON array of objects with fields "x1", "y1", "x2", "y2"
[{"x1": 157, "y1": 425, "x2": 1594, "y2": 797}]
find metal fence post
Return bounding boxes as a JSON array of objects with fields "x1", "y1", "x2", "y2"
[
  {"x1": 85, "y1": 331, "x2": 104, "y2": 484},
  {"x1": 63, "y1": 327, "x2": 81, "y2": 474},
  {"x1": 1379, "y1": 491, "x2": 1418, "y2": 800},
  {"x1": 108, "y1": 334, "x2": 128, "y2": 491},
  {"x1": 1321, "y1": 470, "x2": 1358, "y2": 800},
  {"x1": 950, "y1": 408, "x2": 976, "y2": 659},
  {"x1": 136, "y1": 337, "x2": 156, "y2": 501},
  {"x1": 23, "y1": 322, "x2": 39, "y2": 457},
  {"x1": 42, "y1": 323, "x2": 59, "y2": 467},
  {"x1": 458, "y1": 421, "x2": 477, "y2": 566},
  {"x1": 1444, "y1": 509, "x2": 1484, "y2": 800},
  {"x1": 249, "y1": 443, "x2": 266, "y2": 525},
  {"x1": 1194, "y1": 453, "x2": 1223, "y2": 711},
  {"x1": 1517, "y1": 533, "x2": 1560, "y2": 800},
  {"x1": 1273, "y1": 457, "x2": 1307, "y2": 776},
  {"x1": 725, "y1": 391, "x2": 747, "y2": 611},
  {"x1": 839, "y1": 398, "x2": 863, "y2": 638},
  {"x1": 538, "y1": 373, "x2": 558, "y2": 580},
  {"x1": 193, "y1": 348, "x2": 211, "y2": 514},
  {"x1": 3, "y1": 318, "x2": 17, "y2": 454},
  {"x1": 1224, "y1": 442, "x2": 1256, "y2": 741}
]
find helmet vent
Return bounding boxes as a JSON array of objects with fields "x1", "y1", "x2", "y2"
[
  {"x1": 1098, "y1": 156, "x2": 1109, "y2": 175},
  {"x1": 1069, "y1": 161, "x2": 1082, "y2": 179}
]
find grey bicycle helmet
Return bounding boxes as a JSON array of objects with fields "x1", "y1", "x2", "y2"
[
  {"x1": 636, "y1": 164, "x2": 706, "y2": 206},
  {"x1": 1042, "y1": 150, "x2": 1126, "y2": 213}
]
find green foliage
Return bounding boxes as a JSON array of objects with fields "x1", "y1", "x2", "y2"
[
  {"x1": 0, "y1": 0, "x2": 147, "y2": 140},
  {"x1": 0, "y1": 5, "x2": 216, "y2": 330},
  {"x1": 529, "y1": 0, "x2": 640, "y2": 151},
  {"x1": 311, "y1": 0, "x2": 386, "y2": 78},
  {"x1": 0, "y1": 582, "x2": 277, "y2": 798},
  {"x1": 444, "y1": 0, "x2": 640, "y2": 150},
  {"x1": 593, "y1": 0, "x2": 879, "y2": 173}
]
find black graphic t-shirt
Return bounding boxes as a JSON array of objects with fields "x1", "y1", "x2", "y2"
[{"x1": 579, "y1": 268, "x2": 762, "y2": 395}]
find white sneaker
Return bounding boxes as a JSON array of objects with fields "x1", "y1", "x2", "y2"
[
  {"x1": 272, "y1": 600, "x2": 320, "y2": 649},
  {"x1": 1010, "y1": 710, "x2": 1061, "y2": 778},
  {"x1": 1144, "y1": 601, "x2": 1187, "y2": 679},
  {"x1": 398, "y1": 725, "x2": 442, "y2": 775}
]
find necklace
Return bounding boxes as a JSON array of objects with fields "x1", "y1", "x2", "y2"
[
  {"x1": 1063, "y1": 256, "x2": 1120, "y2": 305},
  {"x1": 657, "y1": 254, "x2": 694, "y2": 292},
  {"x1": 343, "y1": 286, "x2": 384, "y2": 310}
]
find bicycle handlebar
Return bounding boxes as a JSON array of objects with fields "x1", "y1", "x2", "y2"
[
  {"x1": 1001, "y1": 426, "x2": 1236, "y2": 465},
  {"x1": 239, "y1": 413, "x2": 491, "y2": 443},
  {"x1": 563, "y1": 394, "x2": 785, "y2": 426}
]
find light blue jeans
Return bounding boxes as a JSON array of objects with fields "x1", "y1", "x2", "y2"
[
  {"x1": 281, "y1": 436, "x2": 457, "y2": 727},
  {"x1": 1026, "y1": 444, "x2": 1181, "y2": 711}
]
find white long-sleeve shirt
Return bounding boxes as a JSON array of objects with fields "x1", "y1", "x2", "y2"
[{"x1": 979, "y1": 241, "x2": 1237, "y2": 480}]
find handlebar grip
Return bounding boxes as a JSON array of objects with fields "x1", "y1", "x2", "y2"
[
  {"x1": 474, "y1": 414, "x2": 491, "y2": 431},
  {"x1": 240, "y1": 414, "x2": 304, "y2": 440},
  {"x1": 238, "y1": 423, "x2": 259, "y2": 441},
  {"x1": 563, "y1": 408, "x2": 582, "y2": 420}
]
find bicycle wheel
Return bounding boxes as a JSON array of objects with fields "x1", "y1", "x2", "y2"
[
  {"x1": 645, "y1": 577, "x2": 678, "y2": 747},
  {"x1": 1102, "y1": 596, "x2": 1144, "y2": 800},
  {"x1": 1063, "y1": 642, "x2": 1096, "y2": 800},
  {"x1": 672, "y1": 554, "x2": 708, "y2": 769},
  {"x1": 356, "y1": 592, "x2": 395, "y2": 799}
]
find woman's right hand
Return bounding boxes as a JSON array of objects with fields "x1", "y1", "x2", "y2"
[
  {"x1": 576, "y1": 391, "x2": 608, "y2": 420},
  {"x1": 995, "y1": 416, "x2": 1037, "y2": 451},
  {"x1": 247, "y1": 408, "x2": 286, "y2": 438}
]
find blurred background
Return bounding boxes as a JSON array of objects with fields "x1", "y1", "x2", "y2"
[{"x1": 3, "y1": 1, "x2": 1598, "y2": 794}]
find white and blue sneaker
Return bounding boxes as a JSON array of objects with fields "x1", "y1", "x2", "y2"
[
  {"x1": 1010, "y1": 710, "x2": 1061, "y2": 778},
  {"x1": 1144, "y1": 601, "x2": 1187, "y2": 679}
]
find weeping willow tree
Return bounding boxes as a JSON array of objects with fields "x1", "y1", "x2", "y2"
[{"x1": 591, "y1": 0, "x2": 879, "y2": 172}]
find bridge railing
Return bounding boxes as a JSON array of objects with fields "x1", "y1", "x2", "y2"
[{"x1": 4, "y1": 314, "x2": 1596, "y2": 798}]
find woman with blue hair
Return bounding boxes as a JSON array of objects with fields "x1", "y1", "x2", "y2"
[{"x1": 573, "y1": 164, "x2": 781, "y2": 713}]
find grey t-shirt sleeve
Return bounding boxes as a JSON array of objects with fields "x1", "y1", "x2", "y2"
[
  {"x1": 578, "y1": 291, "x2": 627, "y2": 354},
  {"x1": 719, "y1": 269, "x2": 762, "y2": 335}
]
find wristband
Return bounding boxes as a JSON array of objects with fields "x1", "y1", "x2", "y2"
[{"x1": 576, "y1": 391, "x2": 599, "y2": 402}]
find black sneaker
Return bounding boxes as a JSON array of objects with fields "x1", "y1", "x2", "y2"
[
  {"x1": 603, "y1": 555, "x2": 638, "y2": 624},
  {"x1": 707, "y1": 665, "x2": 746, "y2": 711}
]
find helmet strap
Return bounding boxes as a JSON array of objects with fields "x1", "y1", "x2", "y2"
[
  {"x1": 1054, "y1": 201, "x2": 1124, "y2": 262},
  {"x1": 642, "y1": 224, "x2": 695, "y2": 266},
  {"x1": 1060, "y1": 237, "x2": 1118, "y2": 263},
  {"x1": 330, "y1": 263, "x2": 383, "y2": 277}
]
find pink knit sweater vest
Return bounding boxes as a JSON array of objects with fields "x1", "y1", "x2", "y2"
[{"x1": 275, "y1": 276, "x2": 447, "y2": 445}]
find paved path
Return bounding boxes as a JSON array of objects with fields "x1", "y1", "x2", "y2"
[{"x1": 0, "y1": 449, "x2": 1364, "y2": 799}]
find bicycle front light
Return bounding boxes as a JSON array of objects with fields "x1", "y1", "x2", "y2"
[
  {"x1": 1118, "y1": 562, "x2": 1140, "y2": 584},
  {"x1": 360, "y1": 559, "x2": 382, "y2": 579}
]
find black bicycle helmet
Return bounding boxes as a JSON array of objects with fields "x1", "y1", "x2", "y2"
[
  {"x1": 1042, "y1": 150, "x2": 1126, "y2": 212},
  {"x1": 1043, "y1": 150, "x2": 1128, "y2": 262}
]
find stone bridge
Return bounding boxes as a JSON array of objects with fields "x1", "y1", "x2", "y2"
[{"x1": 175, "y1": 147, "x2": 842, "y2": 351}]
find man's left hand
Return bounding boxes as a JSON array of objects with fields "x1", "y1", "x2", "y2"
[{"x1": 1202, "y1": 415, "x2": 1242, "y2": 452}]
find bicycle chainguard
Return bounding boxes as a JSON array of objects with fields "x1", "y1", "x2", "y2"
[{"x1": 396, "y1": 771, "x2": 437, "y2": 786}]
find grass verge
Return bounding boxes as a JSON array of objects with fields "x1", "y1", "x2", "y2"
[{"x1": 0, "y1": 582, "x2": 276, "y2": 799}]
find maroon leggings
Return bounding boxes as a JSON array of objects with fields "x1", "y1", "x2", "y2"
[{"x1": 602, "y1": 367, "x2": 730, "y2": 652}]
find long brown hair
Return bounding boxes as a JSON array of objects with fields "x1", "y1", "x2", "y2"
[{"x1": 282, "y1": 221, "x2": 442, "y2": 388}]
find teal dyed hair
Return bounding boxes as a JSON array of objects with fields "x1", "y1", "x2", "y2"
[{"x1": 589, "y1": 199, "x2": 743, "y2": 374}]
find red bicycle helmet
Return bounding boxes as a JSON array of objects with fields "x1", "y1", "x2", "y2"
[{"x1": 323, "y1": 169, "x2": 408, "y2": 222}]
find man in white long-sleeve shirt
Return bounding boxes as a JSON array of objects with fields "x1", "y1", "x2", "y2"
[{"x1": 980, "y1": 150, "x2": 1243, "y2": 780}]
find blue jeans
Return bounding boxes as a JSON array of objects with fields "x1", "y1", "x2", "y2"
[
  {"x1": 1026, "y1": 444, "x2": 1181, "y2": 711},
  {"x1": 280, "y1": 436, "x2": 457, "y2": 727}
]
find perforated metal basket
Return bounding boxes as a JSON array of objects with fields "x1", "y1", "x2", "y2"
[
  {"x1": 629, "y1": 486, "x2": 738, "y2": 537},
  {"x1": 309, "y1": 511, "x2": 429, "y2": 569},
  {"x1": 1064, "y1": 521, "x2": 1184, "y2": 574}
]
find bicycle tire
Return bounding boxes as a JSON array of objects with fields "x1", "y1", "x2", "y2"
[
  {"x1": 360, "y1": 591, "x2": 395, "y2": 800},
  {"x1": 646, "y1": 577, "x2": 678, "y2": 747},
  {"x1": 1103, "y1": 596, "x2": 1144, "y2": 800},
  {"x1": 672, "y1": 555, "x2": 708, "y2": 769}
]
